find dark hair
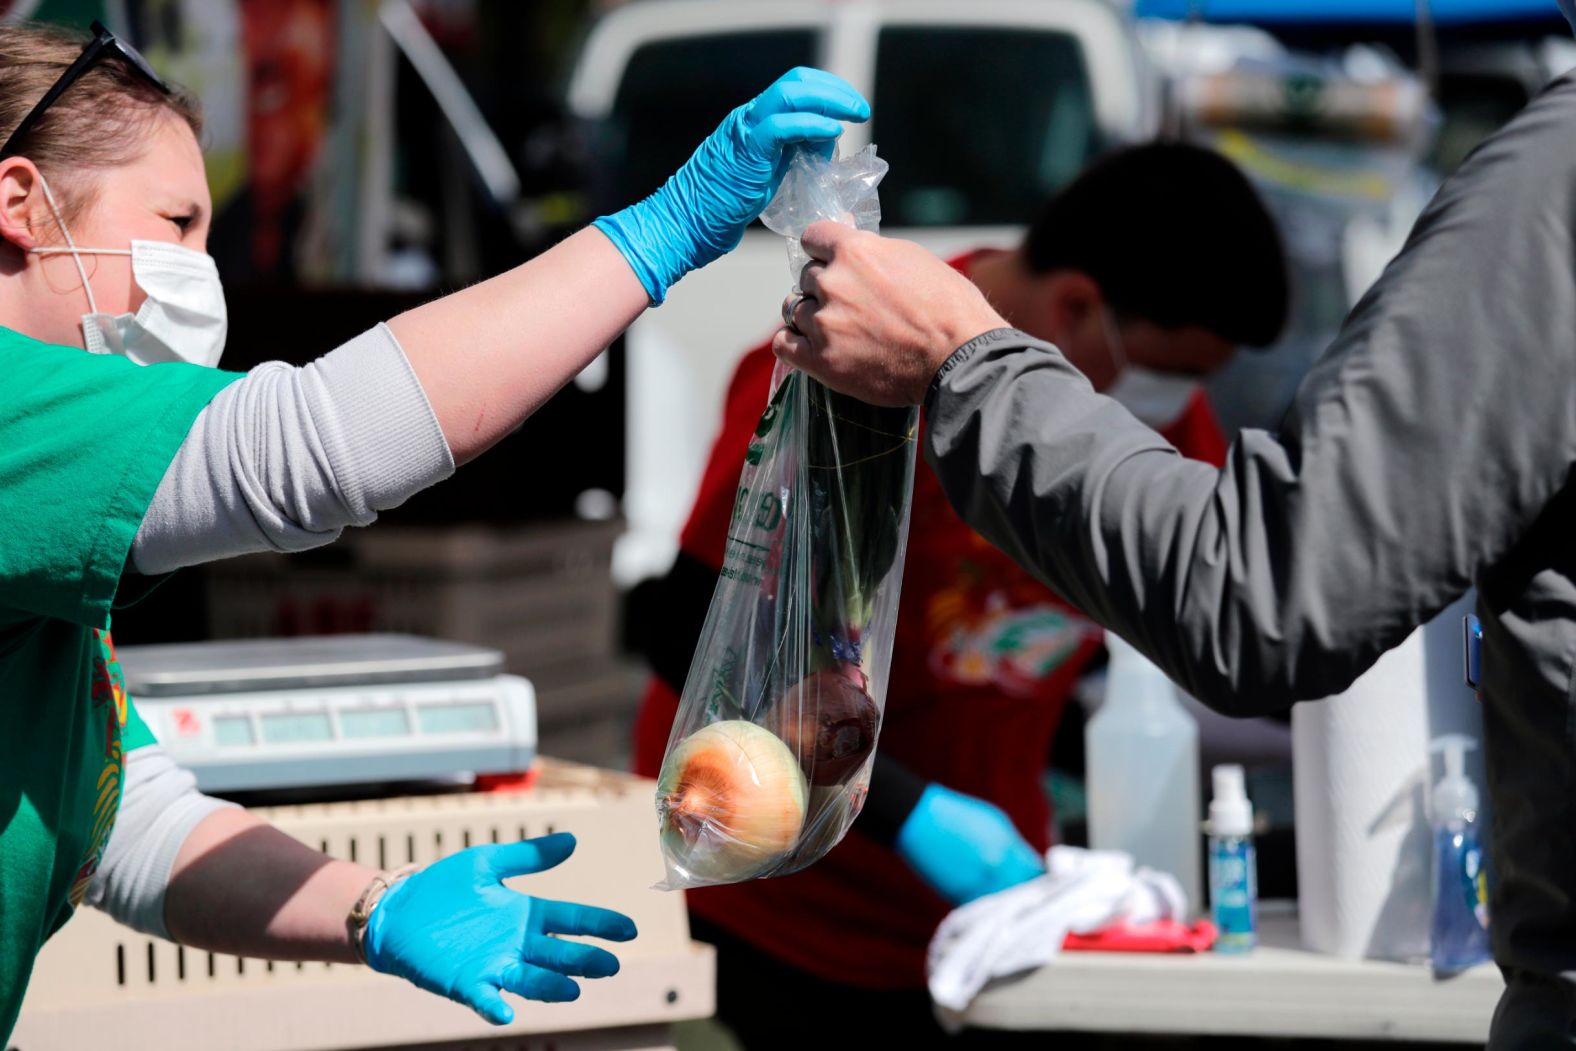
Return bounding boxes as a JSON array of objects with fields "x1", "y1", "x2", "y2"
[
  {"x1": 1023, "y1": 141, "x2": 1289, "y2": 348},
  {"x1": 0, "y1": 22, "x2": 203, "y2": 225}
]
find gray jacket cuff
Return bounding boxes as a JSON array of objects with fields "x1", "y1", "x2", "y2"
[{"x1": 925, "y1": 328, "x2": 1052, "y2": 412}]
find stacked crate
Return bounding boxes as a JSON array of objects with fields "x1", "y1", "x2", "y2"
[{"x1": 205, "y1": 520, "x2": 642, "y2": 769}]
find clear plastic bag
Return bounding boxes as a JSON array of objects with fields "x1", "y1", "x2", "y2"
[{"x1": 654, "y1": 145, "x2": 918, "y2": 889}]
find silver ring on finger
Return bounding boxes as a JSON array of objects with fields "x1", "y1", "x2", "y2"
[{"x1": 783, "y1": 292, "x2": 815, "y2": 335}]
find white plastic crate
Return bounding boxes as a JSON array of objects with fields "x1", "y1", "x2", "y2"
[
  {"x1": 203, "y1": 522, "x2": 640, "y2": 769},
  {"x1": 14, "y1": 761, "x2": 711, "y2": 1051},
  {"x1": 205, "y1": 521, "x2": 623, "y2": 680}
]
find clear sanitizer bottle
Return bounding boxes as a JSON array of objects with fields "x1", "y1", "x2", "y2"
[
  {"x1": 1086, "y1": 633, "x2": 1201, "y2": 915},
  {"x1": 1429, "y1": 734, "x2": 1491, "y2": 974}
]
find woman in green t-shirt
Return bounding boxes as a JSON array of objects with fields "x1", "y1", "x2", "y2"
[{"x1": 0, "y1": 19, "x2": 870, "y2": 1041}]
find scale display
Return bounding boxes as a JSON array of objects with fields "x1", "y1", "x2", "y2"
[
  {"x1": 341, "y1": 707, "x2": 412, "y2": 739},
  {"x1": 119, "y1": 637, "x2": 537, "y2": 793}
]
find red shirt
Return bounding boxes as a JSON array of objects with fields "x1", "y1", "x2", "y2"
[{"x1": 632, "y1": 252, "x2": 1228, "y2": 989}]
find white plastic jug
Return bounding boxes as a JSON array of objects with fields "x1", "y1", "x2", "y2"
[{"x1": 1086, "y1": 633, "x2": 1202, "y2": 915}]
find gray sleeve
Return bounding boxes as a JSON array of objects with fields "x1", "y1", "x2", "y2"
[
  {"x1": 85, "y1": 746, "x2": 236, "y2": 939},
  {"x1": 924, "y1": 75, "x2": 1576, "y2": 716},
  {"x1": 130, "y1": 322, "x2": 456, "y2": 575}
]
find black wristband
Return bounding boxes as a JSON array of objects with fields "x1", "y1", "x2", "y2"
[
  {"x1": 623, "y1": 549, "x2": 719, "y2": 693},
  {"x1": 856, "y1": 751, "x2": 930, "y2": 847}
]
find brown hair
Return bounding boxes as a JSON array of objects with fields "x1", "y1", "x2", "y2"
[{"x1": 0, "y1": 22, "x2": 203, "y2": 226}]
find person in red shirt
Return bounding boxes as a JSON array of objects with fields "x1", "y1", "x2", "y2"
[{"x1": 625, "y1": 142, "x2": 1289, "y2": 1048}]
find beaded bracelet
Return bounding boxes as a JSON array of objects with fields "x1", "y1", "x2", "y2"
[{"x1": 346, "y1": 862, "x2": 422, "y2": 964}]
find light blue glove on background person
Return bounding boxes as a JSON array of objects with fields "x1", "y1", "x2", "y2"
[
  {"x1": 363, "y1": 833, "x2": 637, "y2": 1025},
  {"x1": 896, "y1": 784, "x2": 1047, "y2": 906},
  {"x1": 594, "y1": 66, "x2": 870, "y2": 303}
]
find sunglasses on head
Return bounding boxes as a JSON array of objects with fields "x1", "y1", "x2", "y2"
[{"x1": 0, "y1": 21, "x2": 168, "y2": 161}]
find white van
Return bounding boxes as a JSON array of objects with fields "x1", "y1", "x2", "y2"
[{"x1": 567, "y1": 0, "x2": 1158, "y2": 583}]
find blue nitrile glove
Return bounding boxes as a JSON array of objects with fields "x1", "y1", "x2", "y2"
[
  {"x1": 364, "y1": 833, "x2": 637, "y2": 1024},
  {"x1": 896, "y1": 784, "x2": 1047, "y2": 906},
  {"x1": 593, "y1": 66, "x2": 870, "y2": 304}
]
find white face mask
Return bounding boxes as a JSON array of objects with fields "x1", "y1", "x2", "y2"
[
  {"x1": 29, "y1": 176, "x2": 227, "y2": 368},
  {"x1": 1100, "y1": 308, "x2": 1200, "y2": 429},
  {"x1": 1104, "y1": 367, "x2": 1202, "y2": 429}
]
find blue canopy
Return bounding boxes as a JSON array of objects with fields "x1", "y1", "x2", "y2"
[{"x1": 1135, "y1": 0, "x2": 1562, "y2": 26}]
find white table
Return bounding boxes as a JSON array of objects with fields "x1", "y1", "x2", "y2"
[{"x1": 958, "y1": 904, "x2": 1502, "y2": 1043}]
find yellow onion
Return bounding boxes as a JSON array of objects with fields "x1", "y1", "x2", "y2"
[{"x1": 658, "y1": 720, "x2": 809, "y2": 883}]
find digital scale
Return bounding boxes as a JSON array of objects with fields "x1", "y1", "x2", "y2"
[{"x1": 118, "y1": 635, "x2": 537, "y2": 793}]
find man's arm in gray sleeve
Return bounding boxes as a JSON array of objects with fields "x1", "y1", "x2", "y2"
[
  {"x1": 130, "y1": 322, "x2": 456, "y2": 575},
  {"x1": 85, "y1": 746, "x2": 236, "y2": 939},
  {"x1": 924, "y1": 75, "x2": 1576, "y2": 716}
]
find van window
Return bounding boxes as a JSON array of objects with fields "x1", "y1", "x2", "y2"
[
  {"x1": 604, "y1": 31, "x2": 820, "y2": 209},
  {"x1": 873, "y1": 27, "x2": 1099, "y2": 227}
]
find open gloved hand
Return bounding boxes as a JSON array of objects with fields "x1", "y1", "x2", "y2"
[
  {"x1": 896, "y1": 784, "x2": 1047, "y2": 906},
  {"x1": 594, "y1": 66, "x2": 870, "y2": 304},
  {"x1": 363, "y1": 833, "x2": 637, "y2": 1025}
]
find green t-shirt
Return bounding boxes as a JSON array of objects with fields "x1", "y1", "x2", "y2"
[{"x1": 0, "y1": 328, "x2": 239, "y2": 1039}]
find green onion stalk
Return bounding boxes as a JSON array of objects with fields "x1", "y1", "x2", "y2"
[{"x1": 764, "y1": 371, "x2": 917, "y2": 787}]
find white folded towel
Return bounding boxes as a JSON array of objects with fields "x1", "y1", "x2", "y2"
[{"x1": 927, "y1": 846, "x2": 1187, "y2": 1018}]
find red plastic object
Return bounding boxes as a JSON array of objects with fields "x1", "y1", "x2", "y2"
[
  {"x1": 474, "y1": 768, "x2": 540, "y2": 794},
  {"x1": 1062, "y1": 919, "x2": 1218, "y2": 954}
]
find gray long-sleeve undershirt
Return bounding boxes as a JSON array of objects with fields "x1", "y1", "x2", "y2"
[
  {"x1": 98, "y1": 322, "x2": 454, "y2": 939},
  {"x1": 924, "y1": 75, "x2": 1576, "y2": 1043},
  {"x1": 86, "y1": 746, "x2": 234, "y2": 938},
  {"x1": 131, "y1": 322, "x2": 455, "y2": 575}
]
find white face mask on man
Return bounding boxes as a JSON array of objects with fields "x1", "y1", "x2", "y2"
[
  {"x1": 28, "y1": 175, "x2": 227, "y2": 368},
  {"x1": 1099, "y1": 308, "x2": 1200, "y2": 429}
]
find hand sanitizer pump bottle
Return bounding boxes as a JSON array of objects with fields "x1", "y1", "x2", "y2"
[{"x1": 1429, "y1": 734, "x2": 1491, "y2": 974}]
